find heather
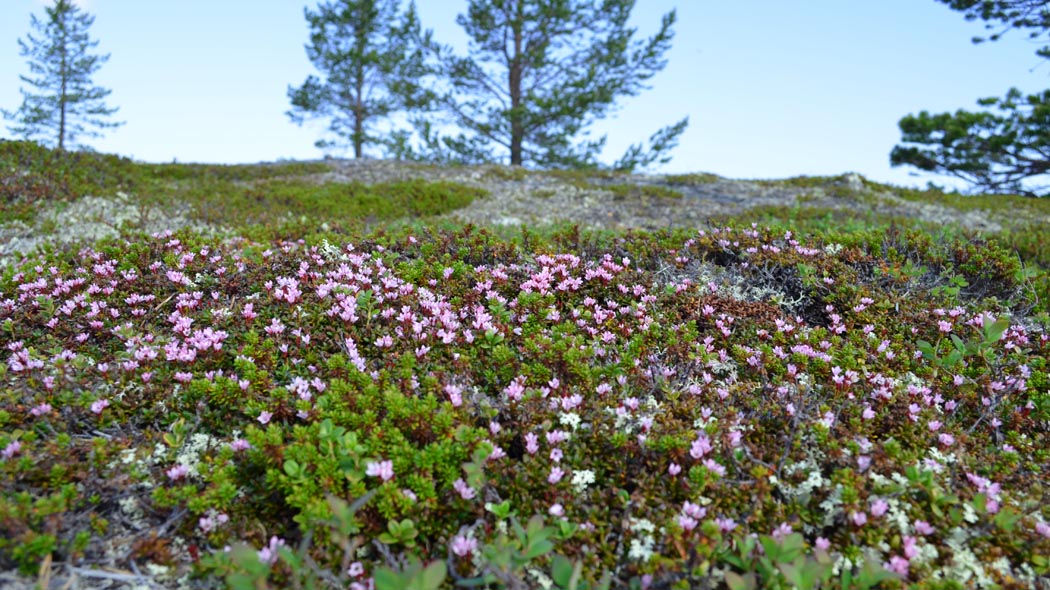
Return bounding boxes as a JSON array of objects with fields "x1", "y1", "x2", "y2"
[{"x1": 1, "y1": 152, "x2": 1050, "y2": 590}]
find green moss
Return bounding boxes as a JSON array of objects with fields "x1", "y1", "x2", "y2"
[
  {"x1": 664, "y1": 172, "x2": 721, "y2": 185},
  {"x1": 186, "y1": 178, "x2": 485, "y2": 228},
  {"x1": 597, "y1": 182, "x2": 682, "y2": 200},
  {"x1": 0, "y1": 141, "x2": 482, "y2": 234}
]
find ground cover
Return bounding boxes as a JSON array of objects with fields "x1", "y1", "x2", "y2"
[{"x1": 1, "y1": 214, "x2": 1048, "y2": 589}]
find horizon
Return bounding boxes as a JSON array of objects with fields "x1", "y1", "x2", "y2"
[{"x1": 1, "y1": 1, "x2": 1048, "y2": 190}]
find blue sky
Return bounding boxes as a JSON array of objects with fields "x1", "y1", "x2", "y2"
[{"x1": 1, "y1": 0, "x2": 1047, "y2": 188}]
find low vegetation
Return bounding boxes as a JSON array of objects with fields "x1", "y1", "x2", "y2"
[
  {"x1": 1, "y1": 142, "x2": 1049, "y2": 589},
  {"x1": 0, "y1": 141, "x2": 485, "y2": 231}
]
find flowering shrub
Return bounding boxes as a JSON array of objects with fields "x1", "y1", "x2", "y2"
[{"x1": 0, "y1": 220, "x2": 1048, "y2": 589}]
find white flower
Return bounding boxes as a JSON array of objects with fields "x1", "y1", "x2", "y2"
[
  {"x1": 559, "y1": 412, "x2": 581, "y2": 430},
  {"x1": 527, "y1": 567, "x2": 554, "y2": 590},
  {"x1": 571, "y1": 469, "x2": 595, "y2": 493},
  {"x1": 628, "y1": 537, "x2": 655, "y2": 562},
  {"x1": 963, "y1": 504, "x2": 979, "y2": 524},
  {"x1": 629, "y1": 518, "x2": 656, "y2": 534}
]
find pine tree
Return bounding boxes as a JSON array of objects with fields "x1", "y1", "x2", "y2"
[
  {"x1": 405, "y1": 0, "x2": 688, "y2": 171},
  {"x1": 935, "y1": 1, "x2": 1050, "y2": 58},
  {"x1": 288, "y1": 0, "x2": 432, "y2": 158},
  {"x1": 890, "y1": 1, "x2": 1050, "y2": 196},
  {"x1": 3, "y1": 0, "x2": 122, "y2": 151}
]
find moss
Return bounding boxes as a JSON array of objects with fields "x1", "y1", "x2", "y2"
[
  {"x1": 664, "y1": 172, "x2": 722, "y2": 185},
  {"x1": 597, "y1": 183, "x2": 682, "y2": 200},
  {"x1": 186, "y1": 178, "x2": 486, "y2": 230},
  {"x1": 481, "y1": 165, "x2": 530, "y2": 182}
]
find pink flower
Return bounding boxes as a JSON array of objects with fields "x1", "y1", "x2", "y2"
[
  {"x1": 884, "y1": 555, "x2": 910, "y2": 577},
  {"x1": 445, "y1": 383, "x2": 463, "y2": 407},
  {"x1": 870, "y1": 498, "x2": 889, "y2": 518},
  {"x1": 903, "y1": 536, "x2": 919, "y2": 559},
  {"x1": 525, "y1": 432, "x2": 539, "y2": 455},
  {"x1": 166, "y1": 464, "x2": 190, "y2": 481},
  {"x1": 914, "y1": 520, "x2": 935, "y2": 536},
  {"x1": 502, "y1": 377, "x2": 525, "y2": 401},
  {"x1": 682, "y1": 501, "x2": 706, "y2": 520},
  {"x1": 715, "y1": 517, "x2": 737, "y2": 532},
  {"x1": 851, "y1": 511, "x2": 868, "y2": 526},
  {"x1": 198, "y1": 512, "x2": 229, "y2": 533},
  {"x1": 548, "y1": 466, "x2": 565, "y2": 484},
  {"x1": 1036, "y1": 522, "x2": 1050, "y2": 539},
  {"x1": 771, "y1": 522, "x2": 793, "y2": 541},
  {"x1": 453, "y1": 478, "x2": 475, "y2": 500},
  {"x1": 678, "y1": 515, "x2": 698, "y2": 531},
  {"x1": 30, "y1": 403, "x2": 52, "y2": 417},
  {"x1": 815, "y1": 537, "x2": 831, "y2": 551},
  {"x1": 1, "y1": 440, "x2": 21, "y2": 460},
  {"x1": 90, "y1": 398, "x2": 109, "y2": 414},
  {"x1": 690, "y1": 433, "x2": 712, "y2": 459},
  {"x1": 257, "y1": 411, "x2": 272, "y2": 425},
  {"x1": 450, "y1": 534, "x2": 478, "y2": 557},
  {"x1": 366, "y1": 460, "x2": 394, "y2": 481},
  {"x1": 668, "y1": 462, "x2": 682, "y2": 476},
  {"x1": 703, "y1": 458, "x2": 726, "y2": 477},
  {"x1": 257, "y1": 536, "x2": 286, "y2": 565},
  {"x1": 229, "y1": 438, "x2": 251, "y2": 452}
]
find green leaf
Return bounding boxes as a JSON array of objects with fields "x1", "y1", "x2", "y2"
[
  {"x1": 942, "y1": 350, "x2": 962, "y2": 368},
  {"x1": 724, "y1": 571, "x2": 755, "y2": 590},
  {"x1": 525, "y1": 539, "x2": 554, "y2": 560},
  {"x1": 758, "y1": 535, "x2": 782, "y2": 562},
  {"x1": 993, "y1": 506, "x2": 1021, "y2": 532},
  {"x1": 485, "y1": 500, "x2": 513, "y2": 519},
  {"x1": 916, "y1": 340, "x2": 936, "y2": 360},
  {"x1": 373, "y1": 567, "x2": 403, "y2": 590},
  {"x1": 356, "y1": 289, "x2": 373, "y2": 310},
  {"x1": 840, "y1": 566, "x2": 853, "y2": 590},
  {"x1": 777, "y1": 561, "x2": 803, "y2": 587},
  {"x1": 419, "y1": 560, "x2": 447, "y2": 590},
  {"x1": 972, "y1": 493, "x2": 987, "y2": 514},
  {"x1": 283, "y1": 459, "x2": 301, "y2": 478},
  {"x1": 551, "y1": 555, "x2": 575, "y2": 587},
  {"x1": 227, "y1": 573, "x2": 260, "y2": 590},
  {"x1": 778, "y1": 533, "x2": 805, "y2": 562},
  {"x1": 855, "y1": 554, "x2": 902, "y2": 589},
  {"x1": 983, "y1": 316, "x2": 1010, "y2": 344}
]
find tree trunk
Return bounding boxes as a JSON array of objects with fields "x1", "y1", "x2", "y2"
[
  {"x1": 353, "y1": 99, "x2": 364, "y2": 159},
  {"x1": 353, "y1": 62, "x2": 365, "y2": 159},
  {"x1": 508, "y1": 8, "x2": 524, "y2": 166},
  {"x1": 59, "y1": 34, "x2": 67, "y2": 151}
]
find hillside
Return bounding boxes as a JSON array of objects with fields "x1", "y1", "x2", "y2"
[{"x1": 1, "y1": 141, "x2": 1048, "y2": 590}]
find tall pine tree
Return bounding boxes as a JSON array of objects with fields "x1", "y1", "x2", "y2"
[
  {"x1": 3, "y1": 0, "x2": 122, "y2": 151},
  {"x1": 288, "y1": 0, "x2": 432, "y2": 158},
  {"x1": 406, "y1": 0, "x2": 688, "y2": 171}
]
